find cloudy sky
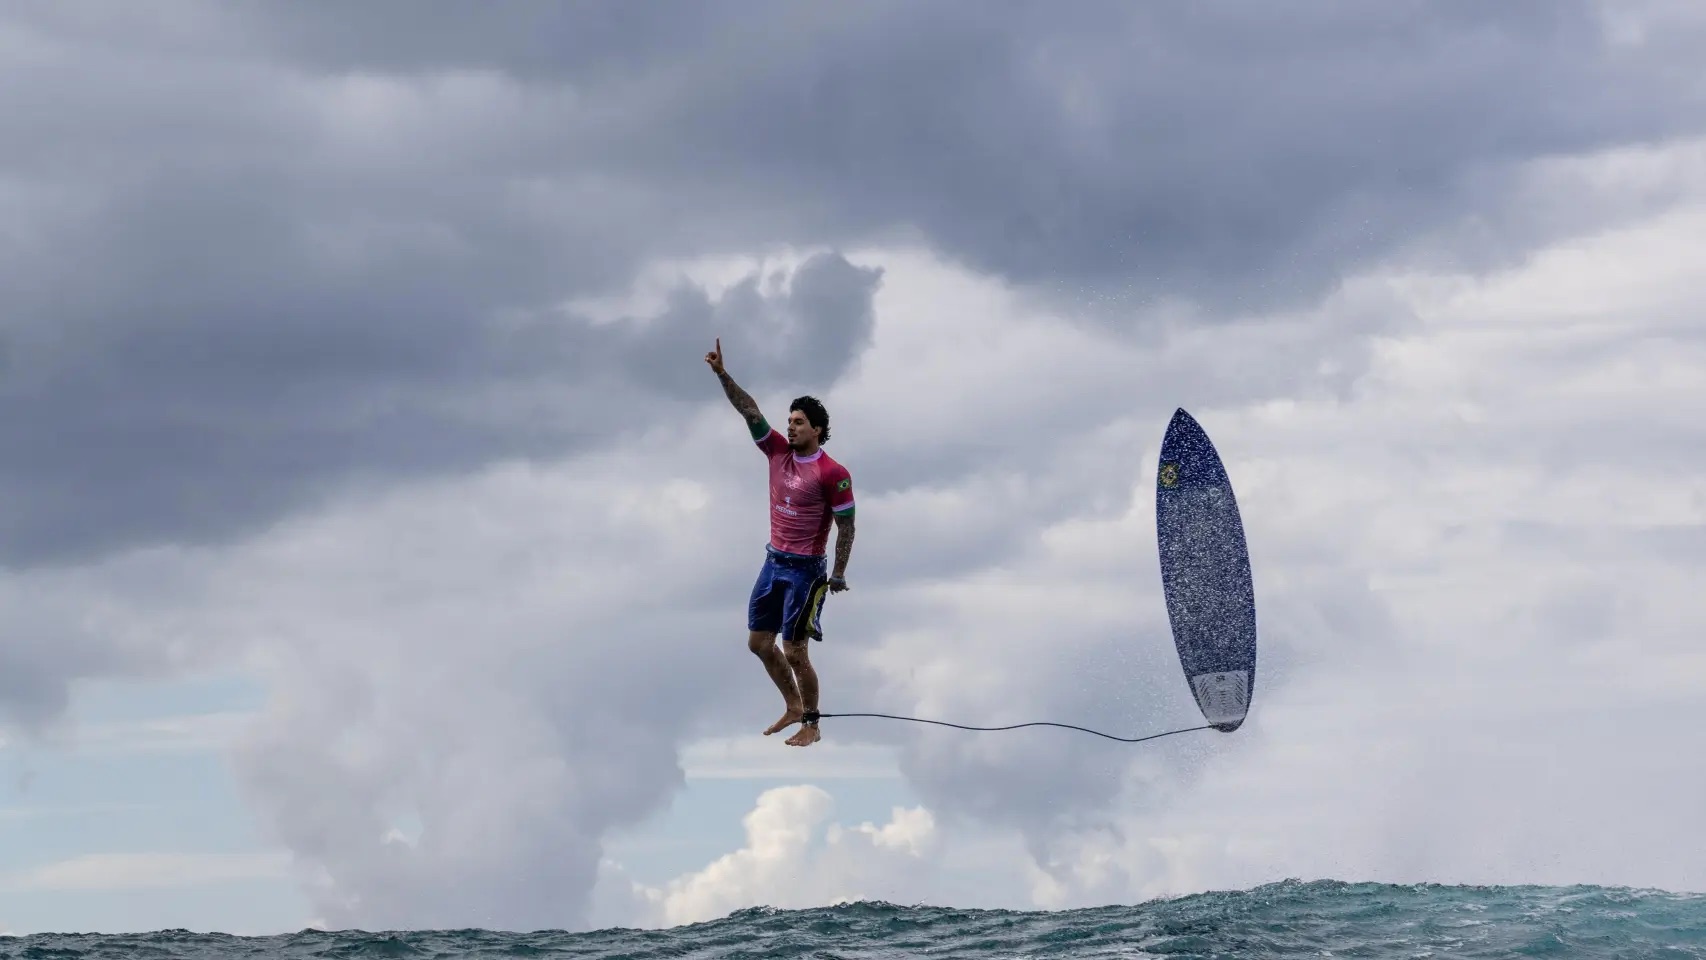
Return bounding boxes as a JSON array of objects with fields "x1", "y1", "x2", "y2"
[{"x1": 3, "y1": 0, "x2": 1706, "y2": 937}]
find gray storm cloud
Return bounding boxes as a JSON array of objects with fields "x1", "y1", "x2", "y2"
[{"x1": 4, "y1": 1, "x2": 1699, "y2": 568}]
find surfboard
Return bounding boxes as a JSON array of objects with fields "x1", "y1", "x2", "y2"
[{"x1": 1155, "y1": 408, "x2": 1257, "y2": 733}]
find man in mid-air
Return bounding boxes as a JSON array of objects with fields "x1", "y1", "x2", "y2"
[{"x1": 705, "y1": 337, "x2": 855, "y2": 748}]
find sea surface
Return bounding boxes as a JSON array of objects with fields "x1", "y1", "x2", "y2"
[{"x1": 5, "y1": 880, "x2": 1703, "y2": 959}]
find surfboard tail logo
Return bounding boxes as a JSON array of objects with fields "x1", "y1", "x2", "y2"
[{"x1": 1189, "y1": 670, "x2": 1250, "y2": 728}]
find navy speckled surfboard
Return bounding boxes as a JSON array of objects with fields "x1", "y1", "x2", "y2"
[{"x1": 1155, "y1": 408, "x2": 1258, "y2": 733}]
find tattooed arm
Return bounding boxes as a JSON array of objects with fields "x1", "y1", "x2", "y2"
[
  {"x1": 720, "y1": 371, "x2": 768, "y2": 440},
  {"x1": 828, "y1": 462, "x2": 856, "y2": 589},
  {"x1": 830, "y1": 512, "x2": 855, "y2": 589},
  {"x1": 705, "y1": 337, "x2": 769, "y2": 440}
]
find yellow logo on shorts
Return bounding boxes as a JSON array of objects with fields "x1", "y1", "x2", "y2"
[{"x1": 1159, "y1": 462, "x2": 1180, "y2": 488}]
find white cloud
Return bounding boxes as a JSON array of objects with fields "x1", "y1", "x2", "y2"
[
  {"x1": 0, "y1": 852, "x2": 291, "y2": 893},
  {"x1": 621, "y1": 785, "x2": 940, "y2": 927}
]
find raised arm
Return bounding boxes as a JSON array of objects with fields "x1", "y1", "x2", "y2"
[{"x1": 705, "y1": 337, "x2": 769, "y2": 441}]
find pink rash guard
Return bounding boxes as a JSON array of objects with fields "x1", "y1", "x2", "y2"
[{"x1": 755, "y1": 426, "x2": 854, "y2": 557}]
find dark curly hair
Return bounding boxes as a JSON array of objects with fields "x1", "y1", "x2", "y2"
[{"x1": 790, "y1": 395, "x2": 830, "y2": 444}]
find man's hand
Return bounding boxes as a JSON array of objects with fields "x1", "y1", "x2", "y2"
[
  {"x1": 828, "y1": 576, "x2": 849, "y2": 593},
  {"x1": 709, "y1": 338, "x2": 766, "y2": 436}
]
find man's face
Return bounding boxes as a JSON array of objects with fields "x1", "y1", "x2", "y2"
[{"x1": 787, "y1": 410, "x2": 817, "y2": 448}]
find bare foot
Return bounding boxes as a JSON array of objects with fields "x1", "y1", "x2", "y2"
[
  {"x1": 785, "y1": 724, "x2": 821, "y2": 747},
  {"x1": 764, "y1": 706, "x2": 803, "y2": 736}
]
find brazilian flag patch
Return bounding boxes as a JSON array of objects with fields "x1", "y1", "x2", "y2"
[{"x1": 837, "y1": 478, "x2": 850, "y2": 491}]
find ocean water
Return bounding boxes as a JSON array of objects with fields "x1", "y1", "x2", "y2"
[{"x1": 4, "y1": 880, "x2": 1703, "y2": 959}]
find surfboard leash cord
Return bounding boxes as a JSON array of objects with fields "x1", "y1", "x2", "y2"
[{"x1": 802, "y1": 710, "x2": 1214, "y2": 744}]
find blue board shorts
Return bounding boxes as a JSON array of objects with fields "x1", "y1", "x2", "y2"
[{"x1": 748, "y1": 544, "x2": 829, "y2": 643}]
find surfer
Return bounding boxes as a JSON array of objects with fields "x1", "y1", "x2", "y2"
[{"x1": 705, "y1": 337, "x2": 856, "y2": 748}]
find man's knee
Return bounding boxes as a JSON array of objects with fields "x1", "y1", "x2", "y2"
[{"x1": 748, "y1": 630, "x2": 778, "y2": 655}]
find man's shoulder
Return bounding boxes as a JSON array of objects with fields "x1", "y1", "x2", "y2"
[
  {"x1": 754, "y1": 425, "x2": 788, "y2": 456},
  {"x1": 817, "y1": 453, "x2": 852, "y2": 488},
  {"x1": 820, "y1": 451, "x2": 855, "y2": 515}
]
